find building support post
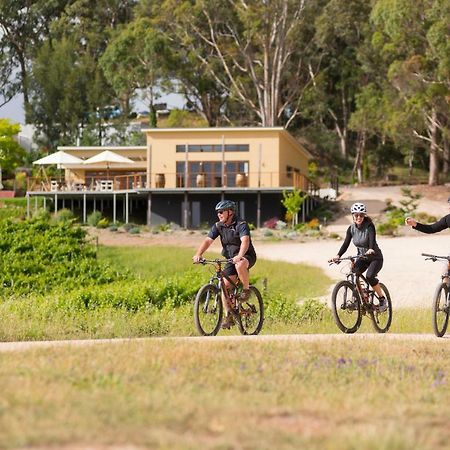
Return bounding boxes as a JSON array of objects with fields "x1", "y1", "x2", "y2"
[
  {"x1": 125, "y1": 192, "x2": 129, "y2": 224},
  {"x1": 54, "y1": 193, "x2": 58, "y2": 214},
  {"x1": 83, "y1": 193, "x2": 87, "y2": 223},
  {"x1": 113, "y1": 193, "x2": 116, "y2": 224},
  {"x1": 183, "y1": 191, "x2": 188, "y2": 229},
  {"x1": 257, "y1": 191, "x2": 261, "y2": 229},
  {"x1": 147, "y1": 192, "x2": 152, "y2": 227},
  {"x1": 26, "y1": 193, "x2": 30, "y2": 219}
]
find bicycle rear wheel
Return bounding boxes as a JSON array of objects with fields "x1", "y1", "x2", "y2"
[
  {"x1": 331, "y1": 280, "x2": 362, "y2": 334},
  {"x1": 238, "y1": 286, "x2": 264, "y2": 335},
  {"x1": 369, "y1": 283, "x2": 392, "y2": 333},
  {"x1": 194, "y1": 283, "x2": 223, "y2": 336},
  {"x1": 432, "y1": 283, "x2": 450, "y2": 338}
]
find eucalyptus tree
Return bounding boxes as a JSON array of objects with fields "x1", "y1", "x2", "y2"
[
  {"x1": 312, "y1": 0, "x2": 372, "y2": 160},
  {"x1": 159, "y1": 0, "x2": 320, "y2": 127},
  {"x1": 27, "y1": 0, "x2": 137, "y2": 146},
  {"x1": 0, "y1": 0, "x2": 70, "y2": 112},
  {"x1": 100, "y1": 17, "x2": 170, "y2": 128},
  {"x1": 370, "y1": 0, "x2": 450, "y2": 185}
]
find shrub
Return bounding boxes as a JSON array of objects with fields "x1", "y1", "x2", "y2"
[
  {"x1": 53, "y1": 208, "x2": 75, "y2": 224},
  {"x1": 263, "y1": 217, "x2": 279, "y2": 229},
  {"x1": 87, "y1": 211, "x2": 102, "y2": 227},
  {"x1": 128, "y1": 226, "x2": 140, "y2": 234},
  {"x1": 97, "y1": 218, "x2": 109, "y2": 229},
  {"x1": 122, "y1": 222, "x2": 135, "y2": 232}
]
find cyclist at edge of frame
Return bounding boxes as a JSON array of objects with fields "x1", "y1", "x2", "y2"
[
  {"x1": 329, "y1": 202, "x2": 388, "y2": 312},
  {"x1": 192, "y1": 200, "x2": 257, "y2": 329},
  {"x1": 405, "y1": 197, "x2": 450, "y2": 283}
]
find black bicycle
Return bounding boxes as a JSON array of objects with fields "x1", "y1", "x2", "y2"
[
  {"x1": 329, "y1": 255, "x2": 392, "y2": 333},
  {"x1": 193, "y1": 258, "x2": 264, "y2": 336},
  {"x1": 422, "y1": 253, "x2": 450, "y2": 337}
]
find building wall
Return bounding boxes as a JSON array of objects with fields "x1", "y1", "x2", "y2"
[
  {"x1": 278, "y1": 132, "x2": 310, "y2": 186},
  {"x1": 145, "y1": 128, "x2": 308, "y2": 189}
]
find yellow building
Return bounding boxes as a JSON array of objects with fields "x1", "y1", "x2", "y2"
[{"x1": 28, "y1": 127, "x2": 318, "y2": 227}]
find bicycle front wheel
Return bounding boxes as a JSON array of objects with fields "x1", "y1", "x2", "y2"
[
  {"x1": 238, "y1": 286, "x2": 264, "y2": 335},
  {"x1": 369, "y1": 283, "x2": 392, "y2": 333},
  {"x1": 432, "y1": 283, "x2": 450, "y2": 338},
  {"x1": 194, "y1": 283, "x2": 223, "y2": 336},
  {"x1": 331, "y1": 280, "x2": 362, "y2": 334}
]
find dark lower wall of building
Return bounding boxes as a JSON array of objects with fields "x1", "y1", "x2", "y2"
[{"x1": 48, "y1": 191, "x2": 318, "y2": 228}]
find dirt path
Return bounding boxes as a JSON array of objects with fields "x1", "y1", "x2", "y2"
[{"x1": 1, "y1": 333, "x2": 449, "y2": 353}]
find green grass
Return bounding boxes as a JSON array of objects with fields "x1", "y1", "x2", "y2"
[
  {"x1": 1, "y1": 338, "x2": 450, "y2": 449},
  {"x1": 98, "y1": 245, "x2": 330, "y2": 302}
]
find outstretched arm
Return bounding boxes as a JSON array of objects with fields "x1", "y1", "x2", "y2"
[{"x1": 405, "y1": 215, "x2": 450, "y2": 234}]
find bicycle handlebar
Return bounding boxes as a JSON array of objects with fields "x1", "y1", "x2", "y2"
[
  {"x1": 421, "y1": 253, "x2": 450, "y2": 262},
  {"x1": 328, "y1": 255, "x2": 368, "y2": 265},
  {"x1": 193, "y1": 258, "x2": 233, "y2": 265}
]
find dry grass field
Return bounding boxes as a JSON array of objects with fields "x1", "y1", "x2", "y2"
[{"x1": 2, "y1": 336, "x2": 450, "y2": 449}]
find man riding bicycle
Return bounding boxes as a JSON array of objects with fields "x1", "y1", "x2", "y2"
[{"x1": 193, "y1": 200, "x2": 257, "y2": 329}]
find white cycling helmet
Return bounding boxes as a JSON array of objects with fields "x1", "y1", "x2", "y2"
[{"x1": 350, "y1": 202, "x2": 367, "y2": 214}]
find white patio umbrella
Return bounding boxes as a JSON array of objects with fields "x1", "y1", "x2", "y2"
[
  {"x1": 82, "y1": 150, "x2": 134, "y2": 179},
  {"x1": 33, "y1": 150, "x2": 84, "y2": 184},
  {"x1": 32, "y1": 150, "x2": 83, "y2": 166}
]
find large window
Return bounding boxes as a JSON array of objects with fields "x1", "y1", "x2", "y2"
[
  {"x1": 176, "y1": 161, "x2": 249, "y2": 187},
  {"x1": 176, "y1": 144, "x2": 249, "y2": 153}
]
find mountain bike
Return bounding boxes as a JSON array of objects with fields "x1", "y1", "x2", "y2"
[
  {"x1": 193, "y1": 258, "x2": 264, "y2": 336},
  {"x1": 329, "y1": 255, "x2": 392, "y2": 333},
  {"x1": 422, "y1": 253, "x2": 450, "y2": 337}
]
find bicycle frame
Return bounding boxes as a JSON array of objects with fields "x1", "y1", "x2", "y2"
[
  {"x1": 338, "y1": 256, "x2": 376, "y2": 310},
  {"x1": 202, "y1": 259, "x2": 242, "y2": 311}
]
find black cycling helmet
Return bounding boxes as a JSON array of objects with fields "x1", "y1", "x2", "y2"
[{"x1": 215, "y1": 200, "x2": 236, "y2": 212}]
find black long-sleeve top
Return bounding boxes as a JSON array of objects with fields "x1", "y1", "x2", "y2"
[
  {"x1": 338, "y1": 220, "x2": 383, "y2": 260},
  {"x1": 414, "y1": 214, "x2": 450, "y2": 234}
]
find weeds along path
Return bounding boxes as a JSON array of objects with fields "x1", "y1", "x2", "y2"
[{"x1": 1, "y1": 333, "x2": 449, "y2": 353}]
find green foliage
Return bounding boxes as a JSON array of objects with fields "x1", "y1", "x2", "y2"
[
  {"x1": 53, "y1": 208, "x2": 76, "y2": 224},
  {"x1": 0, "y1": 119, "x2": 26, "y2": 175},
  {"x1": 87, "y1": 211, "x2": 103, "y2": 227},
  {"x1": 97, "y1": 217, "x2": 109, "y2": 229},
  {"x1": 282, "y1": 190, "x2": 307, "y2": 227},
  {"x1": 0, "y1": 218, "x2": 121, "y2": 296},
  {"x1": 377, "y1": 187, "x2": 422, "y2": 235}
]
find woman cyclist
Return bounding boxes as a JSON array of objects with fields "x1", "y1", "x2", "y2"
[{"x1": 330, "y1": 202, "x2": 387, "y2": 312}]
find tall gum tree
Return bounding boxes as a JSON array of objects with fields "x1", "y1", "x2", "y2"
[
  {"x1": 370, "y1": 0, "x2": 450, "y2": 185},
  {"x1": 161, "y1": 0, "x2": 320, "y2": 127}
]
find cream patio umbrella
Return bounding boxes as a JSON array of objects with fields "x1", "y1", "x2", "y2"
[
  {"x1": 33, "y1": 150, "x2": 84, "y2": 166},
  {"x1": 33, "y1": 150, "x2": 84, "y2": 186},
  {"x1": 82, "y1": 150, "x2": 134, "y2": 179}
]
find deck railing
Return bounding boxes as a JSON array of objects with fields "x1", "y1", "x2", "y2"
[{"x1": 27, "y1": 171, "x2": 319, "y2": 195}]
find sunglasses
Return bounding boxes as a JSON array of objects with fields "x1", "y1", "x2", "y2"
[
  {"x1": 217, "y1": 210, "x2": 226, "y2": 214},
  {"x1": 353, "y1": 213, "x2": 365, "y2": 218}
]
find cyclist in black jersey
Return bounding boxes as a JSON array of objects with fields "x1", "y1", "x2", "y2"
[
  {"x1": 405, "y1": 198, "x2": 450, "y2": 281},
  {"x1": 330, "y1": 202, "x2": 387, "y2": 312},
  {"x1": 193, "y1": 200, "x2": 257, "y2": 328}
]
